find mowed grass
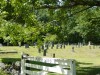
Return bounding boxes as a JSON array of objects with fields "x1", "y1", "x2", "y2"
[{"x1": 0, "y1": 45, "x2": 100, "y2": 75}]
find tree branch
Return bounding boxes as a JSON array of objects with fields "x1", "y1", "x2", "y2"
[
  {"x1": 36, "y1": 1, "x2": 100, "y2": 9},
  {"x1": 69, "y1": 6, "x2": 93, "y2": 17}
]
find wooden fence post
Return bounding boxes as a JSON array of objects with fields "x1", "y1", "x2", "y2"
[
  {"x1": 70, "y1": 60, "x2": 76, "y2": 75},
  {"x1": 21, "y1": 55, "x2": 25, "y2": 75},
  {"x1": 21, "y1": 53, "x2": 29, "y2": 75}
]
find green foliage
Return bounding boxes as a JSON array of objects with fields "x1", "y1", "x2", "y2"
[
  {"x1": 44, "y1": 34, "x2": 57, "y2": 42},
  {"x1": 23, "y1": 26, "x2": 39, "y2": 44},
  {"x1": 74, "y1": 7, "x2": 100, "y2": 43},
  {"x1": 0, "y1": 70, "x2": 8, "y2": 75},
  {"x1": 0, "y1": 0, "x2": 100, "y2": 45}
]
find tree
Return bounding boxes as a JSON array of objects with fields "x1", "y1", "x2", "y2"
[{"x1": 0, "y1": 0, "x2": 100, "y2": 45}]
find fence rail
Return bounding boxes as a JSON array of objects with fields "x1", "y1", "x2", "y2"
[{"x1": 21, "y1": 54, "x2": 76, "y2": 75}]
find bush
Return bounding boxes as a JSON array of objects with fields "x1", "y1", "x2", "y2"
[{"x1": 0, "y1": 70, "x2": 9, "y2": 75}]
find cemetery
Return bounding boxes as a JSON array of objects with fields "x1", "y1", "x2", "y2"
[
  {"x1": 0, "y1": 0, "x2": 100, "y2": 75},
  {"x1": 0, "y1": 44, "x2": 100, "y2": 75}
]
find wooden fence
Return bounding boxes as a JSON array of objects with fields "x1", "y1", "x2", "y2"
[{"x1": 21, "y1": 54, "x2": 76, "y2": 75}]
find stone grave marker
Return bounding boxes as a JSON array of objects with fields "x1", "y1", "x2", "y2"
[
  {"x1": 93, "y1": 45, "x2": 95, "y2": 49},
  {"x1": 24, "y1": 44, "x2": 29, "y2": 48},
  {"x1": 38, "y1": 48, "x2": 41, "y2": 53},
  {"x1": 53, "y1": 53, "x2": 55, "y2": 58},
  {"x1": 72, "y1": 46, "x2": 75, "y2": 52},
  {"x1": 18, "y1": 42, "x2": 21, "y2": 47},
  {"x1": 51, "y1": 42, "x2": 54, "y2": 49},
  {"x1": 45, "y1": 43, "x2": 48, "y2": 49},
  {"x1": 63, "y1": 44, "x2": 66, "y2": 49},
  {"x1": 41, "y1": 45, "x2": 44, "y2": 50},
  {"x1": 89, "y1": 46, "x2": 91, "y2": 49},
  {"x1": 60, "y1": 44, "x2": 62, "y2": 49},
  {"x1": 0, "y1": 43, "x2": 3, "y2": 47},
  {"x1": 56, "y1": 44, "x2": 59, "y2": 49},
  {"x1": 78, "y1": 43, "x2": 80, "y2": 48},
  {"x1": 43, "y1": 48, "x2": 47, "y2": 56}
]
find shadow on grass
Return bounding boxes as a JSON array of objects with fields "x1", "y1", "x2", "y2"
[
  {"x1": 1, "y1": 58, "x2": 21, "y2": 64},
  {"x1": 76, "y1": 61, "x2": 100, "y2": 75},
  {"x1": 77, "y1": 67, "x2": 100, "y2": 75}
]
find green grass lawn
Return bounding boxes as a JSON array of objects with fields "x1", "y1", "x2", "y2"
[{"x1": 0, "y1": 45, "x2": 100, "y2": 75}]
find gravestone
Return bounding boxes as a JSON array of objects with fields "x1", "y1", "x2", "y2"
[
  {"x1": 78, "y1": 43, "x2": 80, "y2": 48},
  {"x1": 18, "y1": 42, "x2": 21, "y2": 47},
  {"x1": 89, "y1": 46, "x2": 91, "y2": 49},
  {"x1": 60, "y1": 44, "x2": 62, "y2": 49},
  {"x1": 80, "y1": 43, "x2": 82, "y2": 47},
  {"x1": 0, "y1": 43, "x2": 3, "y2": 47},
  {"x1": 68, "y1": 42, "x2": 69, "y2": 46},
  {"x1": 53, "y1": 53, "x2": 55, "y2": 58},
  {"x1": 38, "y1": 48, "x2": 41, "y2": 53},
  {"x1": 63, "y1": 43, "x2": 66, "y2": 49},
  {"x1": 51, "y1": 44, "x2": 54, "y2": 49},
  {"x1": 41, "y1": 45, "x2": 44, "y2": 50},
  {"x1": 24, "y1": 44, "x2": 29, "y2": 48},
  {"x1": 93, "y1": 45, "x2": 95, "y2": 49},
  {"x1": 33, "y1": 42, "x2": 36, "y2": 46},
  {"x1": 56, "y1": 44, "x2": 59, "y2": 49},
  {"x1": 75, "y1": 43, "x2": 77, "y2": 48},
  {"x1": 7, "y1": 42, "x2": 9, "y2": 46},
  {"x1": 88, "y1": 41, "x2": 91, "y2": 46},
  {"x1": 72, "y1": 46, "x2": 75, "y2": 52},
  {"x1": 47, "y1": 44, "x2": 49, "y2": 49},
  {"x1": 45, "y1": 44, "x2": 49, "y2": 49},
  {"x1": 51, "y1": 42, "x2": 54, "y2": 49},
  {"x1": 43, "y1": 48, "x2": 47, "y2": 56},
  {"x1": 43, "y1": 43, "x2": 48, "y2": 56}
]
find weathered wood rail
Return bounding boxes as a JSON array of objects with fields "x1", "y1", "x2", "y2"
[{"x1": 21, "y1": 54, "x2": 76, "y2": 75}]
